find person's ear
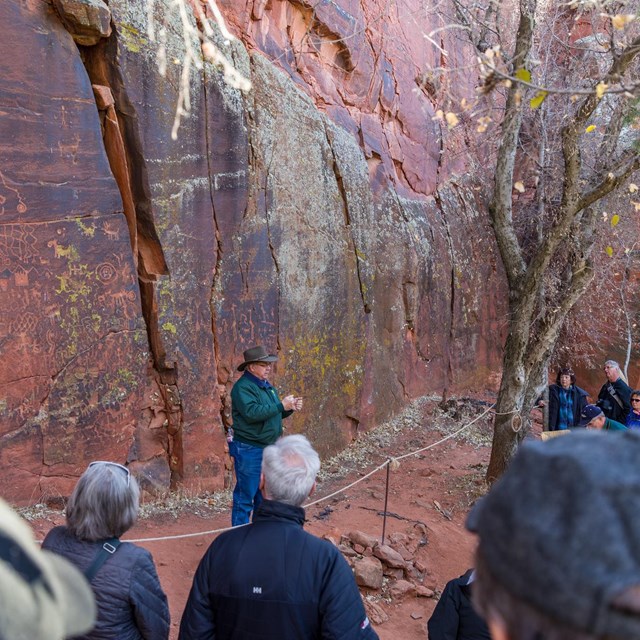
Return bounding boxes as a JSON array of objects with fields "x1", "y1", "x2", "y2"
[
  {"x1": 308, "y1": 481, "x2": 316, "y2": 498},
  {"x1": 259, "y1": 473, "x2": 266, "y2": 493},
  {"x1": 488, "y1": 615, "x2": 509, "y2": 640}
]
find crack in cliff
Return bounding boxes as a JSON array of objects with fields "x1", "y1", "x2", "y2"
[
  {"x1": 80, "y1": 37, "x2": 170, "y2": 370},
  {"x1": 200, "y1": 48, "x2": 224, "y2": 381},
  {"x1": 44, "y1": 329, "x2": 140, "y2": 399},
  {"x1": 363, "y1": 22, "x2": 382, "y2": 105},
  {"x1": 433, "y1": 190, "x2": 455, "y2": 394},
  {"x1": 323, "y1": 121, "x2": 371, "y2": 315},
  {"x1": 435, "y1": 119, "x2": 445, "y2": 186},
  {"x1": 264, "y1": 165, "x2": 281, "y2": 284},
  {"x1": 434, "y1": 35, "x2": 447, "y2": 186},
  {"x1": 0, "y1": 213, "x2": 115, "y2": 227},
  {"x1": 67, "y1": 30, "x2": 180, "y2": 480}
]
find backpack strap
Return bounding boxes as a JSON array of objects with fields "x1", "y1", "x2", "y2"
[{"x1": 84, "y1": 537, "x2": 121, "y2": 582}]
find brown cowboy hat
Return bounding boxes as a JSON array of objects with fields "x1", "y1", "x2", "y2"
[{"x1": 237, "y1": 346, "x2": 278, "y2": 371}]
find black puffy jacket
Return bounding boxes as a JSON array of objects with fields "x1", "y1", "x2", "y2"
[
  {"x1": 42, "y1": 526, "x2": 170, "y2": 640},
  {"x1": 179, "y1": 500, "x2": 379, "y2": 640},
  {"x1": 428, "y1": 570, "x2": 491, "y2": 640}
]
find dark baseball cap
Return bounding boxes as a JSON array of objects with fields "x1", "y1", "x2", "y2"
[
  {"x1": 578, "y1": 403, "x2": 604, "y2": 427},
  {"x1": 467, "y1": 431, "x2": 640, "y2": 637}
]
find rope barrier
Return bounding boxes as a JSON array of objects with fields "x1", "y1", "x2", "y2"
[{"x1": 124, "y1": 403, "x2": 496, "y2": 543}]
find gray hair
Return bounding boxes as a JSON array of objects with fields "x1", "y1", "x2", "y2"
[
  {"x1": 261, "y1": 435, "x2": 320, "y2": 506},
  {"x1": 66, "y1": 462, "x2": 140, "y2": 541},
  {"x1": 605, "y1": 360, "x2": 628, "y2": 383}
]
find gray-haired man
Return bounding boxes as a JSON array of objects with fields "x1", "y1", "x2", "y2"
[{"x1": 180, "y1": 435, "x2": 378, "y2": 640}]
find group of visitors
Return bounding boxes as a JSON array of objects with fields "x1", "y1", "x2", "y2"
[
  {"x1": 545, "y1": 359, "x2": 639, "y2": 432},
  {"x1": 3, "y1": 437, "x2": 376, "y2": 639},
  {"x1": 1, "y1": 346, "x2": 375, "y2": 640},
  {"x1": 3, "y1": 345, "x2": 640, "y2": 640}
]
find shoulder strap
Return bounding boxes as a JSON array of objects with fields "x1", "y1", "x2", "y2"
[
  {"x1": 607, "y1": 383, "x2": 625, "y2": 409},
  {"x1": 84, "y1": 537, "x2": 121, "y2": 582}
]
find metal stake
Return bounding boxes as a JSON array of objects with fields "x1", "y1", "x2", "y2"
[{"x1": 381, "y1": 459, "x2": 391, "y2": 545}]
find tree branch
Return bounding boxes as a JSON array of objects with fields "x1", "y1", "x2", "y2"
[
  {"x1": 525, "y1": 259, "x2": 594, "y2": 373},
  {"x1": 577, "y1": 153, "x2": 640, "y2": 211},
  {"x1": 561, "y1": 34, "x2": 640, "y2": 145},
  {"x1": 595, "y1": 96, "x2": 631, "y2": 174},
  {"x1": 489, "y1": 0, "x2": 536, "y2": 291}
]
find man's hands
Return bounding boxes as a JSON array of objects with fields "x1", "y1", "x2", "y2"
[{"x1": 283, "y1": 395, "x2": 304, "y2": 411}]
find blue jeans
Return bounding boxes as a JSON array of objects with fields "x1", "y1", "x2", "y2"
[{"x1": 229, "y1": 440, "x2": 264, "y2": 526}]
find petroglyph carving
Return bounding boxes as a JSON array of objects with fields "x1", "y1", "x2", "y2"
[
  {"x1": 102, "y1": 220, "x2": 120, "y2": 240},
  {"x1": 11, "y1": 311, "x2": 38, "y2": 335},
  {"x1": 57, "y1": 134, "x2": 81, "y2": 164},
  {"x1": 0, "y1": 225, "x2": 38, "y2": 263},
  {"x1": 113, "y1": 289, "x2": 137, "y2": 318},
  {"x1": 13, "y1": 266, "x2": 30, "y2": 287},
  {"x1": 47, "y1": 239, "x2": 73, "y2": 259},
  {"x1": 0, "y1": 170, "x2": 27, "y2": 215},
  {"x1": 96, "y1": 261, "x2": 116, "y2": 283}
]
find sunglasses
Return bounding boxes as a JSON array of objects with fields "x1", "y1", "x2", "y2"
[
  {"x1": 632, "y1": 398, "x2": 640, "y2": 403},
  {"x1": 89, "y1": 461, "x2": 130, "y2": 486}
]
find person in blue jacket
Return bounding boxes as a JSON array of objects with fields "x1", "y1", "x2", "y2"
[
  {"x1": 626, "y1": 390, "x2": 640, "y2": 429},
  {"x1": 546, "y1": 367, "x2": 588, "y2": 431},
  {"x1": 229, "y1": 345, "x2": 302, "y2": 525},
  {"x1": 179, "y1": 435, "x2": 378, "y2": 640}
]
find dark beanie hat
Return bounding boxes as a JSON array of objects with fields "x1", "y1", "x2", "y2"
[{"x1": 467, "y1": 431, "x2": 640, "y2": 637}]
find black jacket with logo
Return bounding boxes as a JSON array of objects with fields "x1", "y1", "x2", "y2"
[{"x1": 179, "y1": 500, "x2": 378, "y2": 640}]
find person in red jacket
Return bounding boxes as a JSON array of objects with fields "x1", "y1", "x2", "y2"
[{"x1": 180, "y1": 435, "x2": 378, "y2": 640}]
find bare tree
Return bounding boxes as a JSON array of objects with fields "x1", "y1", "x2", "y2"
[{"x1": 448, "y1": 0, "x2": 640, "y2": 479}]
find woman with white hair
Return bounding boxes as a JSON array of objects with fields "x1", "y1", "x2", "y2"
[{"x1": 42, "y1": 461, "x2": 170, "y2": 639}]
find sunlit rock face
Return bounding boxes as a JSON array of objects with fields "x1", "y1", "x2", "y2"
[{"x1": 0, "y1": 0, "x2": 509, "y2": 503}]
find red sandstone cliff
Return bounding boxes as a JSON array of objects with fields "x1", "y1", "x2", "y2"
[{"x1": 0, "y1": 0, "x2": 633, "y2": 504}]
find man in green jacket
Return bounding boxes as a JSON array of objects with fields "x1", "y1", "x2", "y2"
[
  {"x1": 229, "y1": 346, "x2": 302, "y2": 525},
  {"x1": 578, "y1": 404, "x2": 627, "y2": 431}
]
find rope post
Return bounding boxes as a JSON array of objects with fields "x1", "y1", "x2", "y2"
[{"x1": 381, "y1": 459, "x2": 391, "y2": 546}]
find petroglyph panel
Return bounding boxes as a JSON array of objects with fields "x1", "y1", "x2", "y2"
[{"x1": 0, "y1": 215, "x2": 147, "y2": 438}]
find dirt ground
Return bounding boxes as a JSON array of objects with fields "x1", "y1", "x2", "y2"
[{"x1": 27, "y1": 397, "x2": 505, "y2": 640}]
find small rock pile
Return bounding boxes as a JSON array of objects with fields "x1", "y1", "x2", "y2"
[{"x1": 325, "y1": 527, "x2": 436, "y2": 625}]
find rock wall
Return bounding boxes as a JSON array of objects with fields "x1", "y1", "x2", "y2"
[{"x1": 0, "y1": 0, "x2": 508, "y2": 504}]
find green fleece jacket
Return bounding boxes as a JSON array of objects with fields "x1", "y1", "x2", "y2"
[
  {"x1": 230, "y1": 372, "x2": 293, "y2": 447},
  {"x1": 604, "y1": 418, "x2": 628, "y2": 431}
]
